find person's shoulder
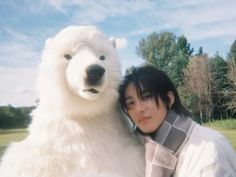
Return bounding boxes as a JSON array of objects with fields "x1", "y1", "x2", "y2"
[
  {"x1": 188, "y1": 124, "x2": 234, "y2": 157},
  {"x1": 177, "y1": 123, "x2": 236, "y2": 176},
  {"x1": 175, "y1": 117, "x2": 236, "y2": 175},
  {"x1": 190, "y1": 124, "x2": 228, "y2": 144},
  {"x1": 179, "y1": 124, "x2": 236, "y2": 168},
  {"x1": 192, "y1": 124, "x2": 226, "y2": 142}
]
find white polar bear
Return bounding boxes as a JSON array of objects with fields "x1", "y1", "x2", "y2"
[{"x1": 0, "y1": 26, "x2": 145, "y2": 177}]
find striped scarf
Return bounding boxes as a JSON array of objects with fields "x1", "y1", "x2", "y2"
[{"x1": 137, "y1": 110, "x2": 196, "y2": 177}]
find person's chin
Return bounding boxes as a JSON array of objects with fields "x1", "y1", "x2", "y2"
[{"x1": 139, "y1": 126, "x2": 154, "y2": 134}]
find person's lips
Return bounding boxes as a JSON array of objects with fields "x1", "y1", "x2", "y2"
[{"x1": 138, "y1": 116, "x2": 151, "y2": 123}]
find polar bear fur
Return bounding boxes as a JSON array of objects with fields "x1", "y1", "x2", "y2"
[{"x1": 0, "y1": 26, "x2": 145, "y2": 177}]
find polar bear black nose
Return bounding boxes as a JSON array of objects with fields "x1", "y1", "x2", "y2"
[{"x1": 86, "y1": 64, "x2": 105, "y2": 85}]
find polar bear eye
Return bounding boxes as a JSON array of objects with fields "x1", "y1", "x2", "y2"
[
  {"x1": 64, "y1": 54, "x2": 72, "y2": 60},
  {"x1": 99, "y1": 55, "x2": 106, "y2": 60}
]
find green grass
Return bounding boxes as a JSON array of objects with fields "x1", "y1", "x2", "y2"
[
  {"x1": 0, "y1": 129, "x2": 28, "y2": 158},
  {"x1": 203, "y1": 119, "x2": 236, "y2": 151},
  {"x1": 0, "y1": 119, "x2": 235, "y2": 159}
]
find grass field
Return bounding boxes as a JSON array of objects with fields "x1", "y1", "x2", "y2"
[
  {"x1": 0, "y1": 129, "x2": 28, "y2": 158},
  {"x1": 0, "y1": 119, "x2": 235, "y2": 159}
]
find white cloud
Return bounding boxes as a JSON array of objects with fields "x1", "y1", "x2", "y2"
[
  {"x1": 182, "y1": 20, "x2": 236, "y2": 41},
  {"x1": 0, "y1": 66, "x2": 38, "y2": 107},
  {"x1": 126, "y1": 0, "x2": 236, "y2": 57},
  {"x1": 130, "y1": 28, "x2": 155, "y2": 36},
  {"x1": 44, "y1": 0, "x2": 154, "y2": 24},
  {"x1": 15, "y1": 87, "x2": 32, "y2": 94},
  {"x1": 40, "y1": 0, "x2": 236, "y2": 46},
  {"x1": 115, "y1": 38, "x2": 127, "y2": 49},
  {"x1": 0, "y1": 42, "x2": 40, "y2": 67},
  {"x1": 46, "y1": 0, "x2": 63, "y2": 9},
  {"x1": 166, "y1": 1, "x2": 236, "y2": 27},
  {"x1": 163, "y1": 1, "x2": 236, "y2": 44},
  {"x1": 161, "y1": 0, "x2": 223, "y2": 8},
  {"x1": 0, "y1": 28, "x2": 41, "y2": 67}
]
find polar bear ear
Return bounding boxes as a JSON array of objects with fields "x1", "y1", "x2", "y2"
[
  {"x1": 44, "y1": 38, "x2": 53, "y2": 49},
  {"x1": 109, "y1": 37, "x2": 116, "y2": 49}
]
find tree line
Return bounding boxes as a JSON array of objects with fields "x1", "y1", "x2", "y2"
[
  {"x1": 0, "y1": 105, "x2": 34, "y2": 129},
  {"x1": 133, "y1": 31, "x2": 236, "y2": 122}
]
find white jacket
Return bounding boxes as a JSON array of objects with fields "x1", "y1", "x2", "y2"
[{"x1": 175, "y1": 124, "x2": 236, "y2": 177}]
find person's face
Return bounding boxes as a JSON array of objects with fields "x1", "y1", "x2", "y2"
[{"x1": 124, "y1": 83, "x2": 168, "y2": 133}]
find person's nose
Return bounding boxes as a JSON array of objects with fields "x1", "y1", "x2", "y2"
[{"x1": 135, "y1": 100, "x2": 145, "y2": 113}]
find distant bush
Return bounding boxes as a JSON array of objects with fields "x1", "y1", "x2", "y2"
[{"x1": 0, "y1": 105, "x2": 35, "y2": 129}]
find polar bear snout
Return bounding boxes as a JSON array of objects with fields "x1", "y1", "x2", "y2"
[{"x1": 86, "y1": 64, "x2": 105, "y2": 86}]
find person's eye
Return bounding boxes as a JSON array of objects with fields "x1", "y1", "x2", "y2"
[{"x1": 126, "y1": 101, "x2": 134, "y2": 109}]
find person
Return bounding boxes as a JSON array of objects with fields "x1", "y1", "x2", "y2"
[{"x1": 119, "y1": 65, "x2": 236, "y2": 177}]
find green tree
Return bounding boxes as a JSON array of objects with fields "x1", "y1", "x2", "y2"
[
  {"x1": 196, "y1": 47, "x2": 204, "y2": 56},
  {"x1": 167, "y1": 53, "x2": 188, "y2": 87},
  {"x1": 167, "y1": 36, "x2": 194, "y2": 87},
  {"x1": 136, "y1": 32, "x2": 193, "y2": 87},
  {"x1": 0, "y1": 105, "x2": 33, "y2": 129},
  {"x1": 209, "y1": 54, "x2": 230, "y2": 119},
  {"x1": 226, "y1": 40, "x2": 236, "y2": 113},
  {"x1": 176, "y1": 35, "x2": 194, "y2": 56},
  {"x1": 178, "y1": 85, "x2": 200, "y2": 122},
  {"x1": 136, "y1": 32, "x2": 177, "y2": 70}
]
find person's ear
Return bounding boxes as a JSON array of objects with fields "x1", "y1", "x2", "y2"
[{"x1": 167, "y1": 91, "x2": 175, "y2": 109}]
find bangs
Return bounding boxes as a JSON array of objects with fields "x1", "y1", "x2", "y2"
[{"x1": 132, "y1": 73, "x2": 159, "y2": 102}]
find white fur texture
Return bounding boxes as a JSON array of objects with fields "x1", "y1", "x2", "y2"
[{"x1": 0, "y1": 26, "x2": 145, "y2": 177}]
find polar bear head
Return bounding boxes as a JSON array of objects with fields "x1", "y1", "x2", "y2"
[{"x1": 37, "y1": 26, "x2": 122, "y2": 117}]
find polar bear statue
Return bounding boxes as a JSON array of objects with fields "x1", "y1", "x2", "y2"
[{"x1": 0, "y1": 26, "x2": 145, "y2": 177}]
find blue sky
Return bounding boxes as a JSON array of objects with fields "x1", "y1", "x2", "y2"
[{"x1": 0, "y1": 0, "x2": 236, "y2": 106}]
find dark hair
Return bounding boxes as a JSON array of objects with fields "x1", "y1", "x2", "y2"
[{"x1": 119, "y1": 65, "x2": 191, "y2": 117}]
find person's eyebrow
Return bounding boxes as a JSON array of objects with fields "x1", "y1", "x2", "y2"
[{"x1": 125, "y1": 96, "x2": 132, "y2": 101}]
